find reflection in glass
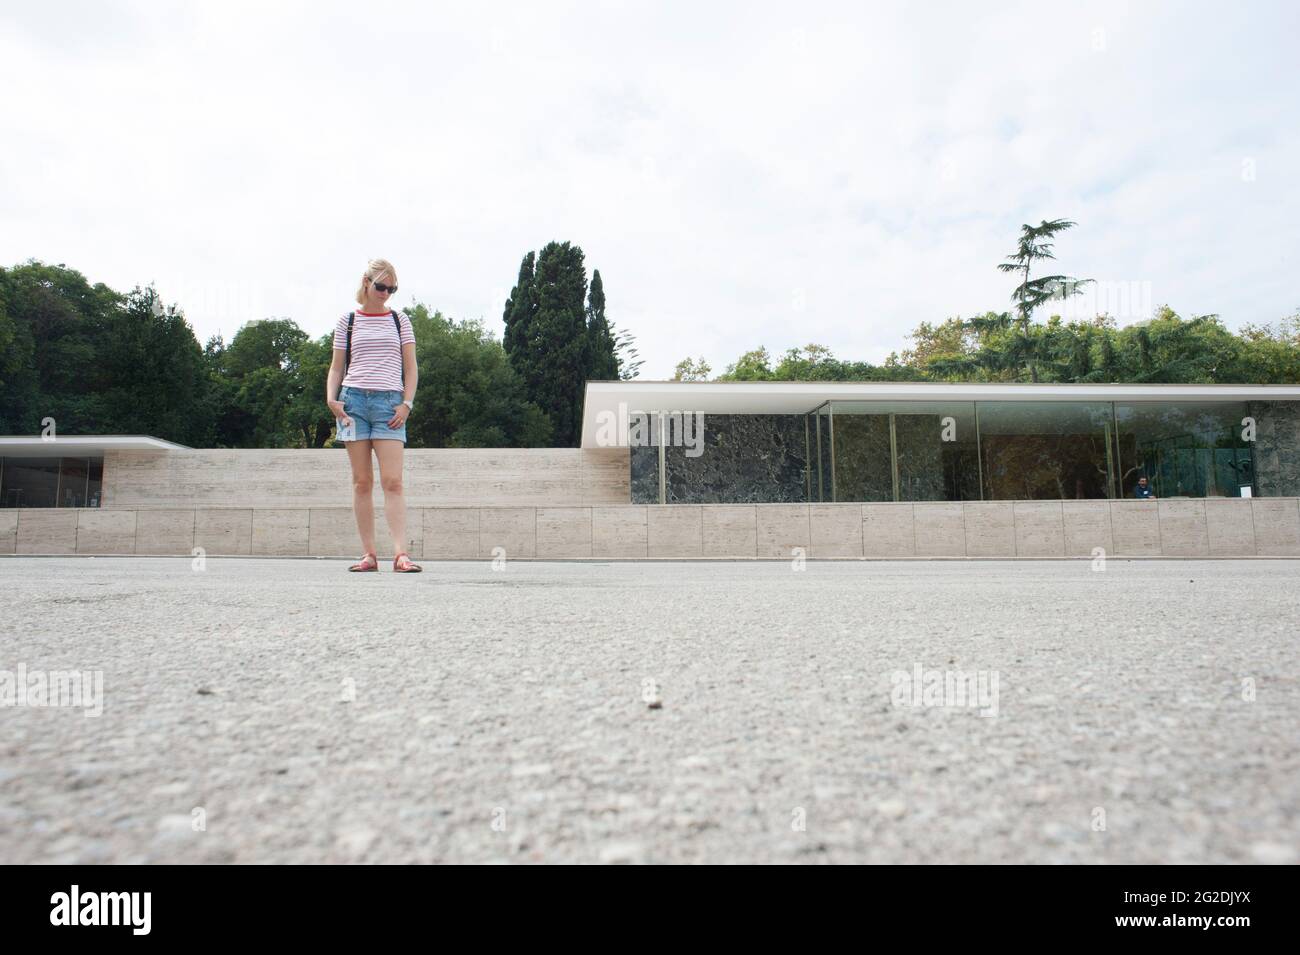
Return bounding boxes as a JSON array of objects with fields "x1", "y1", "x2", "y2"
[
  {"x1": 977, "y1": 402, "x2": 1115, "y2": 500},
  {"x1": 60, "y1": 457, "x2": 89, "y2": 507},
  {"x1": 0, "y1": 457, "x2": 61, "y2": 508},
  {"x1": 823, "y1": 401, "x2": 980, "y2": 502},
  {"x1": 0, "y1": 456, "x2": 105, "y2": 507},
  {"x1": 1114, "y1": 402, "x2": 1253, "y2": 498},
  {"x1": 87, "y1": 458, "x2": 103, "y2": 507},
  {"x1": 830, "y1": 411, "x2": 891, "y2": 501},
  {"x1": 812, "y1": 406, "x2": 833, "y2": 501}
]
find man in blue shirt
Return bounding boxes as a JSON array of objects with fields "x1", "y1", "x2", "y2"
[{"x1": 1134, "y1": 476, "x2": 1155, "y2": 499}]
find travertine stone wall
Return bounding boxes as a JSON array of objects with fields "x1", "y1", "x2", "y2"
[
  {"x1": 101, "y1": 447, "x2": 630, "y2": 508},
  {"x1": 6, "y1": 499, "x2": 1298, "y2": 559}
]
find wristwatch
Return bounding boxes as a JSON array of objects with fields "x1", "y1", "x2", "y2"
[{"x1": 402, "y1": 399, "x2": 414, "y2": 411}]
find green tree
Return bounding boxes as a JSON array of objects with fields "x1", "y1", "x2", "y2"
[
  {"x1": 0, "y1": 268, "x2": 39, "y2": 434},
  {"x1": 896, "y1": 317, "x2": 974, "y2": 371},
  {"x1": 1237, "y1": 312, "x2": 1300, "y2": 383},
  {"x1": 94, "y1": 286, "x2": 212, "y2": 445},
  {"x1": 207, "y1": 317, "x2": 310, "y2": 447},
  {"x1": 1114, "y1": 308, "x2": 1244, "y2": 383},
  {"x1": 0, "y1": 261, "x2": 119, "y2": 434},
  {"x1": 502, "y1": 251, "x2": 537, "y2": 385},
  {"x1": 720, "y1": 347, "x2": 773, "y2": 380},
  {"x1": 0, "y1": 262, "x2": 210, "y2": 443},
  {"x1": 404, "y1": 303, "x2": 551, "y2": 448},
  {"x1": 221, "y1": 318, "x2": 308, "y2": 378},
  {"x1": 202, "y1": 334, "x2": 246, "y2": 447},
  {"x1": 673, "y1": 357, "x2": 712, "y2": 381},
  {"x1": 503, "y1": 244, "x2": 632, "y2": 434},
  {"x1": 997, "y1": 219, "x2": 1093, "y2": 381},
  {"x1": 530, "y1": 241, "x2": 591, "y2": 445},
  {"x1": 286, "y1": 334, "x2": 335, "y2": 448},
  {"x1": 709, "y1": 344, "x2": 924, "y2": 382},
  {"x1": 609, "y1": 320, "x2": 644, "y2": 379},
  {"x1": 585, "y1": 269, "x2": 619, "y2": 381}
]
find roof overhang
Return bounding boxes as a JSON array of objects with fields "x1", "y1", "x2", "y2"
[
  {"x1": 580, "y1": 380, "x2": 1300, "y2": 447},
  {"x1": 0, "y1": 435, "x2": 190, "y2": 457}
]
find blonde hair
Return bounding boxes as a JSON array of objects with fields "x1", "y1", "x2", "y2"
[{"x1": 356, "y1": 258, "x2": 399, "y2": 305}]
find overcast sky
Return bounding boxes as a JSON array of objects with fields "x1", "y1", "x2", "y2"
[{"x1": 3, "y1": 1, "x2": 1297, "y2": 378}]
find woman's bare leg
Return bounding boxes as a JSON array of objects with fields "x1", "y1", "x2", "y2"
[
  {"x1": 372, "y1": 439, "x2": 408, "y2": 556},
  {"x1": 346, "y1": 439, "x2": 377, "y2": 554}
]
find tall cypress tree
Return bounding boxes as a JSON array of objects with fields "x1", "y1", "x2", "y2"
[
  {"x1": 503, "y1": 244, "x2": 629, "y2": 445},
  {"x1": 585, "y1": 269, "x2": 619, "y2": 382},
  {"x1": 530, "y1": 241, "x2": 590, "y2": 447},
  {"x1": 502, "y1": 251, "x2": 536, "y2": 388}
]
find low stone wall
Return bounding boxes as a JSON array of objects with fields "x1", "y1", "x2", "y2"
[
  {"x1": 4, "y1": 499, "x2": 1299, "y2": 559},
  {"x1": 101, "y1": 447, "x2": 630, "y2": 508}
]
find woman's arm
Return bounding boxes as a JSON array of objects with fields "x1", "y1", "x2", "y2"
[
  {"x1": 388, "y1": 342, "x2": 418, "y2": 429},
  {"x1": 327, "y1": 348, "x2": 348, "y2": 420},
  {"x1": 401, "y1": 342, "x2": 418, "y2": 405}
]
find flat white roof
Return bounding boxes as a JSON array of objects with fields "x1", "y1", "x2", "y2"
[
  {"x1": 0, "y1": 435, "x2": 190, "y2": 457},
  {"x1": 580, "y1": 380, "x2": 1300, "y2": 447}
]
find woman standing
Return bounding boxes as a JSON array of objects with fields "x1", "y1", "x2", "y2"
[{"x1": 326, "y1": 258, "x2": 422, "y2": 573}]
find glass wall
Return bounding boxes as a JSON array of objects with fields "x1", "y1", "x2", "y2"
[
  {"x1": 810, "y1": 400, "x2": 1267, "y2": 503},
  {"x1": 830, "y1": 409, "x2": 892, "y2": 501},
  {"x1": 88, "y1": 458, "x2": 104, "y2": 507},
  {"x1": 1114, "y1": 402, "x2": 1253, "y2": 498},
  {"x1": 0, "y1": 457, "x2": 104, "y2": 508},
  {"x1": 813, "y1": 405, "x2": 832, "y2": 502},
  {"x1": 810, "y1": 400, "x2": 980, "y2": 502},
  {"x1": 978, "y1": 401, "x2": 1115, "y2": 500}
]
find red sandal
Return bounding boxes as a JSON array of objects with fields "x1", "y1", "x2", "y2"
[
  {"x1": 393, "y1": 552, "x2": 422, "y2": 573},
  {"x1": 348, "y1": 552, "x2": 379, "y2": 572}
]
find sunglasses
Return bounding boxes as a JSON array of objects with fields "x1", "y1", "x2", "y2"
[{"x1": 370, "y1": 279, "x2": 398, "y2": 294}]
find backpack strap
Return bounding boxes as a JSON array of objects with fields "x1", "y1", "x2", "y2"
[
  {"x1": 392, "y1": 309, "x2": 405, "y2": 387},
  {"x1": 343, "y1": 311, "x2": 355, "y2": 379}
]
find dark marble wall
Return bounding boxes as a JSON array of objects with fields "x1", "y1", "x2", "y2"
[
  {"x1": 830, "y1": 415, "x2": 892, "y2": 501},
  {"x1": 629, "y1": 413, "x2": 809, "y2": 504},
  {"x1": 812, "y1": 413, "x2": 957, "y2": 501},
  {"x1": 629, "y1": 443, "x2": 661, "y2": 503},
  {"x1": 894, "y1": 414, "x2": 948, "y2": 501},
  {"x1": 1250, "y1": 400, "x2": 1300, "y2": 496}
]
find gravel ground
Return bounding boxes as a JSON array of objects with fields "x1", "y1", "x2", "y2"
[{"x1": 1, "y1": 555, "x2": 1297, "y2": 865}]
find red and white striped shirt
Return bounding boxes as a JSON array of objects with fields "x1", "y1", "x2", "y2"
[{"x1": 333, "y1": 309, "x2": 415, "y2": 392}]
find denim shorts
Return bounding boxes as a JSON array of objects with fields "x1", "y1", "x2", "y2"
[{"x1": 340, "y1": 386, "x2": 407, "y2": 443}]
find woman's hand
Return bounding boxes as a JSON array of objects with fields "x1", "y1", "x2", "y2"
[
  {"x1": 328, "y1": 399, "x2": 351, "y2": 427},
  {"x1": 387, "y1": 403, "x2": 410, "y2": 429}
]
